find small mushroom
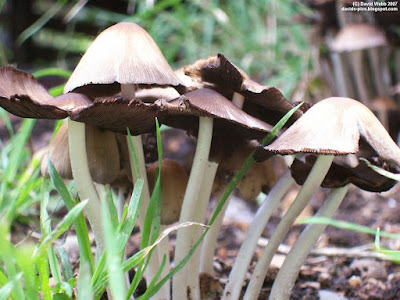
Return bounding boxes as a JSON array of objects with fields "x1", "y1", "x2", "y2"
[
  {"x1": 245, "y1": 97, "x2": 400, "y2": 300},
  {"x1": 183, "y1": 53, "x2": 303, "y2": 126},
  {"x1": 329, "y1": 24, "x2": 388, "y2": 102}
]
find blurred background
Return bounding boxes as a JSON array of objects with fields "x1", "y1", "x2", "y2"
[{"x1": 1, "y1": 0, "x2": 312, "y2": 97}]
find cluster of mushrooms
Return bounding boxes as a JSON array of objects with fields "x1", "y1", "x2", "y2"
[{"x1": 1, "y1": 22, "x2": 400, "y2": 300}]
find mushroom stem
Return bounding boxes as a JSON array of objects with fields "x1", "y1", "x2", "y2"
[
  {"x1": 199, "y1": 92, "x2": 246, "y2": 276},
  {"x1": 188, "y1": 161, "x2": 219, "y2": 286},
  {"x1": 349, "y1": 50, "x2": 370, "y2": 104},
  {"x1": 269, "y1": 184, "x2": 349, "y2": 300},
  {"x1": 223, "y1": 171, "x2": 295, "y2": 300},
  {"x1": 158, "y1": 224, "x2": 171, "y2": 300},
  {"x1": 231, "y1": 92, "x2": 245, "y2": 108},
  {"x1": 199, "y1": 189, "x2": 228, "y2": 276},
  {"x1": 243, "y1": 155, "x2": 334, "y2": 300},
  {"x1": 173, "y1": 116, "x2": 214, "y2": 300},
  {"x1": 121, "y1": 84, "x2": 164, "y2": 298},
  {"x1": 68, "y1": 119, "x2": 105, "y2": 253}
]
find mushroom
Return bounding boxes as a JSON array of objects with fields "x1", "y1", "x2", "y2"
[
  {"x1": 329, "y1": 24, "x2": 388, "y2": 103},
  {"x1": 158, "y1": 87, "x2": 274, "y2": 299},
  {"x1": 183, "y1": 53, "x2": 302, "y2": 126},
  {"x1": 147, "y1": 159, "x2": 189, "y2": 300},
  {"x1": 63, "y1": 22, "x2": 185, "y2": 295},
  {"x1": 242, "y1": 97, "x2": 400, "y2": 300}
]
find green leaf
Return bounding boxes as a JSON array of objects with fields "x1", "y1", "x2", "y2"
[
  {"x1": 297, "y1": 216, "x2": 400, "y2": 240},
  {"x1": 48, "y1": 159, "x2": 95, "y2": 272},
  {"x1": 102, "y1": 199, "x2": 126, "y2": 299},
  {"x1": 360, "y1": 158, "x2": 400, "y2": 181},
  {"x1": 55, "y1": 247, "x2": 74, "y2": 282},
  {"x1": 33, "y1": 200, "x2": 88, "y2": 260}
]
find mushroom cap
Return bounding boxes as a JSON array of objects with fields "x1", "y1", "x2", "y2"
[
  {"x1": 159, "y1": 88, "x2": 273, "y2": 139},
  {"x1": 147, "y1": 159, "x2": 189, "y2": 225},
  {"x1": 0, "y1": 67, "x2": 162, "y2": 135},
  {"x1": 64, "y1": 22, "x2": 183, "y2": 94},
  {"x1": 291, "y1": 155, "x2": 397, "y2": 192},
  {"x1": 41, "y1": 122, "x2": 121, "y2": 184},
  {"x1": 263, "y1": 97, "x2": 400, "y2": 168},
  {"x1": 183, "y1": 54, "x2": 302, "y2": 126},
  {"x1": 330, "y1": 24, "x2": 387, "y2": 52}
]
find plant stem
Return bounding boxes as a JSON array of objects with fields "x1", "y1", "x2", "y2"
[
  {"x1": 121, "y1": 84, "x2": 165, "y2": 299},
  {"x1": 199, "y1": 92, "x2": 246, "y2": 276},
  {"x1": 173, "y1": 116, "x2": 214, "y2": 300},
  {"x1": 223, "y1": 171, "x2": 294, "y2": 300},
  {"x1": 269, "y1": 185, "x2": 349, "y2": 299},
  {"x1": 243, "y1": 155, "x2": 334, "y2": 300},
  {"x1": 68, "y1": 118, "x2": 105, "y2": 253},
  {"x1": 158, "y1": 224, "x2": 171, "y2": 300},
  {"x1": 188, "y1": 161, "x2": 219, "y2": 287}
]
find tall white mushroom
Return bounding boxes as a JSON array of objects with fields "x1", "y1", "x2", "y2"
[{"x1": 63, "y1": 22, "x2": 184, "y2": 298}]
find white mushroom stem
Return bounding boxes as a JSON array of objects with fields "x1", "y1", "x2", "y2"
[
  {"x1": 187, "y1": 161, "x2": 219, "y2": 296},
  {"x1": 269, "y1": 184, "x2": 349, "y2": 300},
  {"x1": 173, "y1": 116, "x2": 214, "y2": 300},
  {"x1": 158, "y1": 224, "x2": 171, "y2": 300},
  {"x1": 121, "y1": 84, "x2": 164, "y2": 299},
  {"x1": 349, "y1": 50, "x2": 370, "y2": 104},
  {"x1": 68, "y1": 119, "x2": 105, "y2": 253},
  {"x1": 243, "y1": 155, "x2": 334, "y2": 300},
  {"x1": 223, "y1": 171, "x2": 295, "y2": 300},
  {"x1": 199, "y1": 92, "x2": 246, "y2": 276},
  {"x1": 199, "y1": 189, "x2": 229, "y2": 276},
  {"x1": 231, "y1": 91, "x2": 245, "y2": 108}
]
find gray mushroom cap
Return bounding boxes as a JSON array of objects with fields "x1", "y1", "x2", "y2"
[
  {"x1": 64, "y1": 22, "x2": 184, "y2": 95},
  {"x1": 263, "y1": 97, "x2": 400, "y2": 168}
]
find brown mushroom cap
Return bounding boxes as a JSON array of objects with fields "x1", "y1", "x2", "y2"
[
  {"x1": 159, "y1": 88, "x2": 273, "y2": 140},
  {"x1": 330, "y1": 24, "x2": 387, "y2": 52},
  {"x1": 183, "y1": 54, "x2": 302, "y2": 125},
  {"x1": 64, "y1": 22, "x2": 183, "y2": 95},
  {"x1": 147, "y1": 159, "x2": 189, "y2": 225},
  {"x1": 0, "y1": 67, "x2": 162, "y2": 135},
  {"x1": 291, "y1": 155, "x2": 397, "y2": 192},
  {"x1": 261, "y1": 97, "x2": 400, "y2": 169},
  {"x1": 41, "y1": 122, "x2": 121, "y2": 184},
  {"x1": 0, "y1": 67, "x2": 91, "y2": 119}
]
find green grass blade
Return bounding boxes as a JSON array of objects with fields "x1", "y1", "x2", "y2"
[
  {"x1": 360, "y1": 158, "x2": 400, "y2": 181},
  {"x1": 55, "y1": 247, "x2": 74, "y2": 282},
  {"x1": 102, "y1": 199, "x2": 126, "y2": 299},
  {"x1": 16, "y1": 0, "x2": 69, "y2": 45},
  {"x1": 0, "y1": 118, "x2": 35, "y2": 209},
  {"x1": 117, "y1": 178, "x2": 143, "y2": 251},
  {"x1": 48, "y1": 158, "x2": 95, "y2": 272},
  {"x1": 0, "y1": 108, "x2": 14, "y2": 137},
  {"x1": 32, "y1": 68, "x2": 71, "y2": 79},
  {"x1": 297, "y1": 216, "x2": 400, "y2": 240},
  {"x1": 77, "y1": 262, "x2": 93, "y2": 300},
  {"x1": 33, "y1": 200, "x2": 88, "y2": 260},
  {"x1": 0, "y1": 281, "x2": 13, "y2": 300},
  {"x1": 37, "y1": 253, "x2": 51, "y2": 300}
]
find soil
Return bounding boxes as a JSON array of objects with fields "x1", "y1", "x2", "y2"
[{"x1": 3, "y1": 115, "x2": 400, "y2": 299}]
